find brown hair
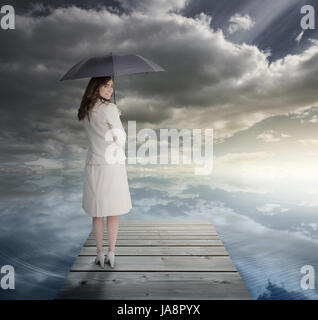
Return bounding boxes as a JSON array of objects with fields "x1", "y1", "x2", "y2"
[{"x1": 77, "y1": 76, "x2": 112, "y2": 121}]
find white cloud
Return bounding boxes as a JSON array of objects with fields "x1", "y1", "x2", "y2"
[
  {"x1": 24, "y1": 157, "x2": 63, "y2": 170},
  {"x1": 117, "y1": 0, "x2": 189, "y2": 14},
  {"x1": 298, "y1": 200, "x2": 318, "y2": 207},
  {"x1": 297, "y1": 138, "x2": 318, "y2": 146},
  {"x1": 215, "y1": 151, "x2": 272, "y2": 164},
  {"x1": 308, "y1": 222, "x2": 318, "y2": 231},
  {"x1": 228, "y1": 13, "x2": 255, "y2": 34},
  {"x1": 256, "y1": 130, "x2": 290, "y2": 142},
  {"x1": 256, "y1": 203, "x2": 289, "y2": 215}
]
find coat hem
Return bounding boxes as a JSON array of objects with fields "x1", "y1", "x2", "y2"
[{"x1": 82, "y1": 206, "x2": 132, "y2": 217}]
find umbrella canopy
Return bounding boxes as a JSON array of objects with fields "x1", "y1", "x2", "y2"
[{"x1": 60, "y1": 52, "x2": 165, "y2": 103}]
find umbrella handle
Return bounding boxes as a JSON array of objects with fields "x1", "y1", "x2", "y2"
[{"x1": 113, "y1": 75, "x2": 116, "y2": 104}]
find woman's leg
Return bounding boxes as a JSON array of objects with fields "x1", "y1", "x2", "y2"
[
  {"x1": 107, "y1": 215, "x2": 119, "y2": 252},
  {"x1": 92, "y1": 217, "x2": 104, "y2": 254}
]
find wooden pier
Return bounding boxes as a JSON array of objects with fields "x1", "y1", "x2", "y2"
[{"x1": 56, "y1": 220, "x2": 252, "y2": 299}]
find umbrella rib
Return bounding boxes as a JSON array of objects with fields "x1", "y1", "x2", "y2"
[
  {"x1": 135, "y1": 54, "x2": 165, "y2": 71},
  {"x1": 110, "y1": 52, "x2": 115, "y2": 76},
  {"x1": 110, "y1": 52, "x2": 116, "y2": 104}
]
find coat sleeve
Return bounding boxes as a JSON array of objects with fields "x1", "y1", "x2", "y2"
[{"x1": 104, "y1": 103, "x2": 126, "y2": 148}]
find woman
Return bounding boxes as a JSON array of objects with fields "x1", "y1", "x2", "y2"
[{"x1": 77, "y1": 76, "x2": 132, "y2": 269}]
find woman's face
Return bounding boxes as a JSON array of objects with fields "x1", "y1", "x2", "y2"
[{"x1": 99, "y1": 79, "x2": 114, "y2": 100}]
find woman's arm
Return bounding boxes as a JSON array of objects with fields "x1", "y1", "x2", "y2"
[{"x1": 104, "y1": 104, "x2": 126, "y2": 148}]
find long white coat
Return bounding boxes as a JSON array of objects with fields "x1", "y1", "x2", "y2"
[{"x1": 82, "y1": 100, "x2": 132, "y2": 217}]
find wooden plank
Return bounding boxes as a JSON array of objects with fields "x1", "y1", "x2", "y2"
[
  {"x1": 114, "y1": 225, "x2": 215, "y2": 228},
  {"x1": 79, "y1": 246, "x2": 229, "y2": 256},
  {"x1": 84, "y1": 239, "x2": 223, "y2": 246},
  {"x1": 70, "y1": 256, "x2": 236, "y2": 272},
  {"x1": 112, "y1": 227, "x2": 216, "y2": 231},
  {"x1": 87, "y1": 235, "x2": 220, "y2": 240},
  {"x1": 89, "y1": 231, "x2": 219, "y2": 235},
  {"x1": 56, "y1": 271, "x2": 251, "y2": 300},
  {"x1": 117, "y1": 220, "x2": 211, "y2": 224}
]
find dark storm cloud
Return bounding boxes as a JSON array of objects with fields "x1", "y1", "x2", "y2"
[
  {"x1": 3, "y1": 0, "x2": 125, "y2": 16},
  {"x1": 1, "y1": 0, "x2": 318, "y2": 166}
]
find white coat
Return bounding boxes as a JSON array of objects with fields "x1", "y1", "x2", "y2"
[{"x1": 82, "y1": 100, "x2": 132, "y2": 217}]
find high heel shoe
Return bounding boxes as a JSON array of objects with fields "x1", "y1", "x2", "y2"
[
  {"x1": 95, "y1": 251, "x2": 105, "y2": 268},
  {"x1": 106, "y1": 251, "x2": 115, "y2": 268}
]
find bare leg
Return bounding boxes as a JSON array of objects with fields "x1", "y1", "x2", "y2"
[
  {"x1": 107, "y1": 215, "x2": 119, "y2": 252},
  {"x1": 92, "y1": 217, "x2": 104, "y2": 254}
]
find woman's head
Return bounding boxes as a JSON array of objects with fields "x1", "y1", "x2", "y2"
[{"x1": 77, "y1": 76, "x2": 114, "y2": 121}]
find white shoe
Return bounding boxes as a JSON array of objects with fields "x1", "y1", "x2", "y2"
[
  {"x1": 95, "y1": 251, "x2": 105, "y2": 268},
  {"x1": 106, "y1": 251, "x2": 115, "y2": 268}
]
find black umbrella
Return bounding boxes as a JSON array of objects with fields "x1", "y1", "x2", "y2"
[{"x1": 60, "y1": 52, "x2": 165, "y2": 104}]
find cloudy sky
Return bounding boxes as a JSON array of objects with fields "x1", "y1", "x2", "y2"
[{"x1": 1, "y1": 0, "x2": 318, "y2": 300}]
